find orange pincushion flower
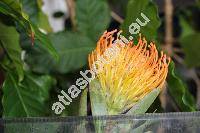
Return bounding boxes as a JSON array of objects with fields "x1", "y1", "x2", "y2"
[{"x1": 88, "y1": 30, "x2": 170, "y2": 112}]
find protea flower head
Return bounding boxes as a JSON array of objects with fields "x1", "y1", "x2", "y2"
[{"x1": 88, "y1": 30, "x2": 170, "y2": 114}]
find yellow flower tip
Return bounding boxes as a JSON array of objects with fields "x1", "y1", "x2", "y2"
[{"x1": 88, "y1": 30, "x2": 171, "y2": 112}]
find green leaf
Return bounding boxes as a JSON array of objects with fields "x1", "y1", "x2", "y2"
[
  {"x1": 1, "y1": 0, "x2": 22, "y2": 12},
  {"x1": 179, "y1": 16, "x2": 195, "y2": 39},
  {"x1": 180, "y1": 33, "x2": 200, "y2": 67},
  {"x1": 49, "y1": 32, "x2": 94, "y2": 73},
  {"x1": 0, "y1": 0, "x2": 32, "y2": 33},
  {"x1": 0, "y1": 1, "x2": 58, "y2": 59},
  {"x1": 89, "y1": 80, "x2": 108, "y2": 132},
  {"x1": 21, "y1": 0, "x2": 52, "y2": 32},
  {"x1": 2, "y1": 72, "x2": 55, "y2": 117},
  {"x1": 89, "y1": 79, "x2": 108, "y2": 115},
  {"x1": 33, "y1": 24, "x2": 58, "y2": 60},
  {"x1": 126, "y1": 88, "x2": 160, "y2": 115},
  {"x1": 79, "y1": 88, "x2": 88, "y2": 116},
  {"x1": 121, "y1": 0, "x2": 160, "y2": 41},
  {"x1": 22, "y1": 43, "x2": 54, "y2": 74},
  {"x1": 167, "y1": 61, "x2": 196, "y2": 111},
  {"x1": 179, "y1": 9, "x2": 200, "y2": 67},
  {"x1": 0, "y1": 22, "x2": 24, "y2": 82},
  {"x1": 24, "y1": 32, "x2": 94, "y2": 74},
  {"x1": 76, "y1": 0, "x2": 110, "y2": 41}
]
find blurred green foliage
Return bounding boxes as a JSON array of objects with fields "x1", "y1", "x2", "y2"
[
  {"x1": 0, "y1": 22, "x2": 24, "y2": 82},
  {"x1": 2, "y1": 71, "x2": 55, "y2": 117},
  {"x1": 167, "y1": 62, "x2": 196, "y2": 111},
  {"x1": 121, "y1": 0, "x2": 160, "y2": 41},
  {"x1": 0, "y1": 0, "x2": 199, "y2": 118}
]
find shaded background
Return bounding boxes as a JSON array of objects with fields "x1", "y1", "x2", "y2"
[{"x1": 0, "y1": 0, "x2": 199, "y2": 117}]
